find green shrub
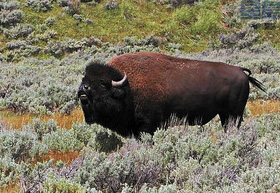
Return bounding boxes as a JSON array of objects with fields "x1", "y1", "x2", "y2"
[
  {"x1": 21, "y1": 160, "x2": 54, "y2": 193},
  {"x1": 104, "y1": 0, "x2": 118, "y2": 10},
  {"x1": 0, "y1": 64, "x2": 82, "y2": 114},
  {"x1": 3, "y1": 24, "x2": 34, "y2": 39},
  {"x1": 42, "y1": 129, "x2": 84, "y2": 152},
  {"x1": 222, "y1": 1, "x2": 242, "y2": 28},
  {"x1": 24, "y1": 118, "x2": 58, "y2": 141},
  {"x1": 26, "y1": 0, "x2": 53, "y2": 12},
  {"x1": 0, "y1": 130, "x2": 47, "y2": 162},
  {"x1": 44, "y1": 176, "x2": 86, "y2": 193},
  {"x1": 1, "y1": 114, "x2": 280, "y2": 192},
  {"x1": 0, "y1": 9, "x2": 23, "y2": 27},
  {"x1": 87, "y1": 128, "x2": 123, "y2": 153},
  {"x1": 0, "y1": 157, "x2": 21, "y2": 188},
  {"x1": 62, "y1": 0, "x2": 80, "y2": 15}
]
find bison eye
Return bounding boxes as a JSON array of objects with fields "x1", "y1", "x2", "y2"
[{"x1": 100, "y1": 81, "x2": 111, "y2": 89}]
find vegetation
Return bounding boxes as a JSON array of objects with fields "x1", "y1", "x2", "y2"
[
  {"x1": 0, "y1": 0, "x2": 280, "y2": 192},
  {"x1": 1, "y1": 0, "x2": 230, "y2": 62},
  {"x1": 1, "y1": 114, "x2": 280, "y2": 192},
  {"x1": 1, "y1": 23, "x2": 279, "y2": 114}
]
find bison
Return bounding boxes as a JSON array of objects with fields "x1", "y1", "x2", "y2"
[{"x1": 78, "y1": 52, "x2": 265, "y2": 138}]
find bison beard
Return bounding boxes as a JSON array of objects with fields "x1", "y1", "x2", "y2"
[{"x1": 78, "y1": 52, "x2": 265, "y2": 138}]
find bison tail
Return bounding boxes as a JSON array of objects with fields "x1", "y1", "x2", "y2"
[
  {"x1": 248, "y1": 76, "x2": 266, "y2": 92},
  {"x1": 242, "y1": 68, "x2": 266, "y2": 92},
  {"x1": 242, "y1": 68, "x2": 252, "y2": 76}
]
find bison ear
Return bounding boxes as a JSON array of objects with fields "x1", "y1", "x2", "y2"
[{"x1": 112, "y1": 88, "x2": 125, "y2": 99}]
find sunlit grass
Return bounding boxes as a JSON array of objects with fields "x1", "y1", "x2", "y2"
[
  {"x1": 248, "y1": 99, "x2": 280, "y2": 116},
  {"x1": 7, "y1": 0, "x2": 227, "y2": 54},
  {"x1": 18, "y1": 0, "x2": 170, "y2": 41},
  {"x1": 50, "y1": 0, "x2": 170, "y2": 41},
  {"x1": 0, "y1": 107, "x2": 84, "y2": 130}
]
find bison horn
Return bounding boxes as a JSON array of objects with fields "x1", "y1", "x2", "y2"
[{"x1": 112, "y1": 73, "x2": 127, "y2": 87}]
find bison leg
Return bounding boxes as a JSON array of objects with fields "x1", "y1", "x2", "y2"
[
  {"x1": 219, "y1": 113, "x2": 243, "y2": 132},
  {"x1": 219, "y1": 113, "x2": 230, "y2": 132}
]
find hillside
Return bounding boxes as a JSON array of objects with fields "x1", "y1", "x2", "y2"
[
  {"x1": 0, "y1": 0, "x2": 280, "y2": 192},
  {"x1": 0, "y1": 0, "x2": 239, "y2": 61}
]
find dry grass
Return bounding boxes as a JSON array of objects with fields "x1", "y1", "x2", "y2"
[
  {"x1": 0, "y1": 107, "x2": 84, "y2": 130},
  {"x1": 0, "y1": 150, "x2": 80, "y2": 193},
  {"x1": 0, "y1": 184, "x2": 20, "y2": 193},
  {"x1": 0, "y1": 108, "x2": 83, "y2": 177},
  {"x1": 32, "y1": 150, "x2": 81, "y2": 165},
  {"x1": 248, "y1": 100, "x2": 280, "y2": 116},
  {"x1": 0, "y1": 100, "x2": 279, "y2": 130}
]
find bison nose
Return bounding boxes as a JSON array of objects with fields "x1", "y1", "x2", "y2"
[
  {"x1": 83, "y1": 84, "x2": 89, "y2": 90},
  {"x1": 78, "y1": 84, "x2": 89, "y2": 99},
  {"x1": 78, "y1": 84, "x2": 90, "y2": 92}
]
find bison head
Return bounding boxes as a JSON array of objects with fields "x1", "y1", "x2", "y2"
[{"x1": 78, "y1": 62, "x2": 135, "y2": 136}]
